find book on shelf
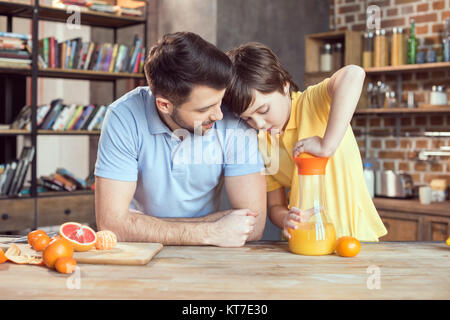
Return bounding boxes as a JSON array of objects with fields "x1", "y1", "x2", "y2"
[
  {"x1": 0, "y1": 146, "x2": 35, "y2": 196},
  {"x1": 10, "y1": 105, "x2": 32, "y2": 130},
  {"x1": 33, "y1": 35, "x2": 145, "y2": 74},
  {"x1": 10, "y1": 99, "x2": 108, "y2": 132},
  {"x1": 56, "y1": 168, "x2": 88, "y2": 189},
  {"x1": 0, "y1": 32, "x2": 31, "y2": 67},
  {"x1": 37, "y1": 167, "x2": 89, "y2": 192},
  {"x1": 51, "y1": 0, "x2": 145, "y2": 16}
]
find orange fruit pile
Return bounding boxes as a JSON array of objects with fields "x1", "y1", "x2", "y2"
[{"x1": 4, "y1": 223, "x2": 117, "y2": 272}]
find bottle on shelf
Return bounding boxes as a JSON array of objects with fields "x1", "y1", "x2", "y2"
[
  {"x1": 363, "y1": 162, "x2": 375, "y2": 199},
  {"x1": 320, "y1": 43, "x2": 332, "y2": 72},
  {"x1": 391, "y1": 27, "x2": 405, "y2": 66},
  {"x1": 374, "y1": 29, "x2": 388, "y2": 67},
  {"x1": 407, "y1": 19, "x2": 418, "y2": 64},
  {"x1": 332, "y1": 42, "x2": 343, "y2": 71},
  {"x1": 443, "y1": 18, "x2": 450, "y2": 62},
  {"x1": 362, "y1": 32, "x2": 374, "y2": 68}
]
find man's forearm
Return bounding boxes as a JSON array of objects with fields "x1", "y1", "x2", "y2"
[
  {"x1": 161, "y1": 210, "x2": 231, "y2": 223},
  {"x1": 104, "y1": 210, "x2": 215, "y2": 245}
]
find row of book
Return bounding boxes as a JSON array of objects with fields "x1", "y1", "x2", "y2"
[
  {"x1": 0, "y1": 157, "x2": 94, "y2": 196},
  {"x1": 38, "y1": 168, "x2": 90, "y2": 192},
  {"x1": 38, "y1": 34, "x2": 145, "y2": 73},
  {"x1": 0, "y1": 31, "x2": 146, "y2": 74},
  {"x1": 10, "y1": 99, "x2": 109, "y2": 131},
  {"x1": 0, "y1": 147, "x2": 35, "y2": 196}
]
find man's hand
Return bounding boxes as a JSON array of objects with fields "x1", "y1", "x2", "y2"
[
  {"x1": 207, "y1": 209, "x2": 258, "y2": 247},
  {"x1": 293, "y1": 136, "x2": 334, "y2": 158}
]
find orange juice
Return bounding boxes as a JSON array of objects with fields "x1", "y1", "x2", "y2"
[{"x1": 288, "y1": 222, "x2": 336, "y2": 256}]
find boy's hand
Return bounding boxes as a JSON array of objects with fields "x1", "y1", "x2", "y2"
[
  {"x1": 282, "y1": 207, "x2": 302, "y2": 239},
  {"x1": 293, "y1": 136, "x2": 334, "y2": 158}
]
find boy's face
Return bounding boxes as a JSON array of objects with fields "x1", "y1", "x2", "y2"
[
  {"x1": 240, "y1": 86, "x2": 291, "y2": 134},
  {"x1": 157, "y1": 85, "x2": 225, "y2": 135}
]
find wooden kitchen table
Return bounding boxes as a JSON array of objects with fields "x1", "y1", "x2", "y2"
[{"x1": 0, "y1": 241, "x2": 448, "y2": 300}]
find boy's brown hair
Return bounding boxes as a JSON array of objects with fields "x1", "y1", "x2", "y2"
[{"x1": 223, "y1": 42, "x2": 299, "y2": 116}]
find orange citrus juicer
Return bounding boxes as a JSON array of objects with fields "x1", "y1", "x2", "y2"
[{"x1": 293, "y1": 153, "x2": 329, "y2": 175}]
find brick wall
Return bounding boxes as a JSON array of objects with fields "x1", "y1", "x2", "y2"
[
  {"x1": 351, "y1": 115, "x2": 450, "y2": 186},
  {"x1": 330, "y1": 0, "x2": 450, "y2": 186}
]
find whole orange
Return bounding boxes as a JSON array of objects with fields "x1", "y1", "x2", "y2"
[
  {"x1": 55, "y1": 257, "x2": 77, "y2": 274},
  {"x1": 43, "y1": 238, "x2": 74, "y2": 268},
  {"x1": 335, "y1": 236, "x2": 361, "y2": 257},
  {"x1": 27, "y1": 230, "x2": 47, "y2": 246},
  {"x1": 31, "y1": 234, "x2": 51, "y2": 252}
]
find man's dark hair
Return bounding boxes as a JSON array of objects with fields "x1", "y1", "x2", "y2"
[
  {"x1": 223, "y1": 42, "x2": 299, "y2": 116},
  {"x1": 144, "y1": 32, "x2": 232, "y2": 106}
]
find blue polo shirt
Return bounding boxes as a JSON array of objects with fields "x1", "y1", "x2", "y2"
[{"x1": 94, "y1": 86, "x2": 264, "y2": 218}]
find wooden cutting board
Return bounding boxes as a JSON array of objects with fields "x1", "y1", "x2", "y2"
[{"x1": 0, "y1": 239, "x2": 163, "y2": 266}]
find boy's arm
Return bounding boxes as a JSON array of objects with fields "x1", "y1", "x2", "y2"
[{"x1": 293, "y1": 64, "x2": 365, "y2": 157}]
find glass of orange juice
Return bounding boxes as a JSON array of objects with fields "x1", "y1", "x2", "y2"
[{"x1": 290, "y1": 154, "x2": 337, "y2": 256}]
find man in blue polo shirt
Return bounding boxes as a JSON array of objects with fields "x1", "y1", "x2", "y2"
[{"x1": 94, "y1": 32, "x2": 267, "y2": 247}]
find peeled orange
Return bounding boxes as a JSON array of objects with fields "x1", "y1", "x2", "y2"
[
  {"x1": 59, "y1": 222, "x2": 97, "y2": 252},
  {"x1": 95, "y1": 230, "x2": 117, "y2": 250}
]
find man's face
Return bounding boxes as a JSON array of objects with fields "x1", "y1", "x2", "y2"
[{"x1": 171, "y1": 85, "x2": 225, "y2": 135}]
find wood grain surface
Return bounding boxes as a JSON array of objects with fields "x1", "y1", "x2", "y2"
[{"x1": 0, "y1": 241, "x2": 448, "y2": 299}]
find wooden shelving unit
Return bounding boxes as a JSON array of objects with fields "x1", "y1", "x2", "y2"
[
  {"x1": 304, "y1": 30, "x2": 362, "y2": 88},
  {"x1": 0, "y1": 1, "x2": 145, "y2": 28},
  {"x1": 0, "y1": 66, "x2": 145, "y2": 81},
  {"x1": 355, "y1": 106, "x2": 450, "y2": 115},
  {"x1": 0, "y1": 0, "x2": 148, "y2": 232},
  {"x1": 364, "y1": 62, "x2": 450, "y2": 74}
]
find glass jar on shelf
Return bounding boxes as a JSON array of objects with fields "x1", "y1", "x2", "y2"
[
  {"x1": 374, "y1": 29, "x2": 388, "y2": 67},
  {"x1": 320, "y1": 43, "x2": 333, "y2": 72},
  {"x1": 332, "y1": 42, "x2": 344, "y2": 71},
  {"x1": 362, "y1": 32, "x2": 374, "y2": 68}
]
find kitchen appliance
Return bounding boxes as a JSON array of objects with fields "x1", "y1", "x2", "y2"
[{"x1": 375, "y1": 170, "x2": 414, "y2": 198}]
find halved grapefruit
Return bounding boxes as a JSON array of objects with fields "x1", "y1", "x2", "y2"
[{"x1": 59, "y1": 222, "x2": 97, "y2": 252}]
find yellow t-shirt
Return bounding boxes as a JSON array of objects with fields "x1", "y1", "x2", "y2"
[{"x1": 258, "y1": 78, "x2": 387, "y2": 241}]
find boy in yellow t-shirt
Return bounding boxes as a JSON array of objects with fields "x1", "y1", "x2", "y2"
[{"x1": 223, "y1": 42, "x2": 387, "y2": 241}]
